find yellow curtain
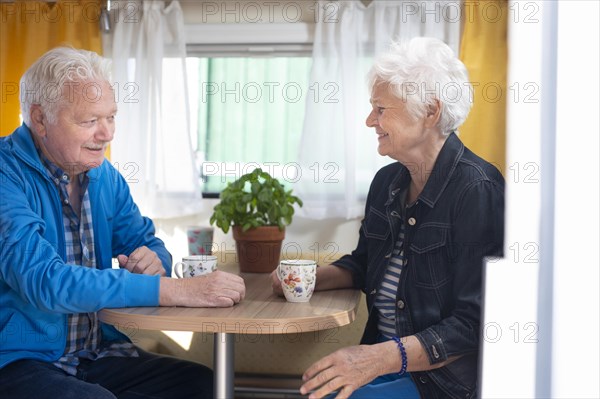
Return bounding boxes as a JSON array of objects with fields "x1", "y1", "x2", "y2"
[
  {"x1": 0, "y1": 0, "x2": 103, "y2": 136},
  {"x1": 459, "y1": 0, "x2": 508, "y2": 173}
]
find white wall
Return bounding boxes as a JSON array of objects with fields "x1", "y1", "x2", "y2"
[{"x1": 551, "y1": 1, "x2": 599, "y2": 396}]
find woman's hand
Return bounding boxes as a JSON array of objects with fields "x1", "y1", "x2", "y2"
[
  {"x1": 272, "y1": 264, "x2": 354, "y2": 297},
  {"x1": 299, "y1": 336, "x2": 462, "y2": 398},
  {"x1": 270, "y1": 269, "x2": 284, "y2": 296},
  {"x1": 300, "y1": 343, "x2": 397, "y2": 399}
]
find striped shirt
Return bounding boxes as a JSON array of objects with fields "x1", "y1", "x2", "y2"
[
  {"x1": 38, "y1": 154, "x2": 137, "y2": 376},
  {"x1": 375, "y1": 190, "x2": 410, "y2": 339},
  {"x1": 375, "y1": 222, "x2": 407, "y2": 339}
]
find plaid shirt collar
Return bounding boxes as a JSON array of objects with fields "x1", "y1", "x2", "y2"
[{"x1": 37, "y1": 149, "x2": 89, "y2": 191}]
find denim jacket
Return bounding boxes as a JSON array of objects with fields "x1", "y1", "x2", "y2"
[{"x1": 333, "y1": 133, "x2": 504, "y2": 399}]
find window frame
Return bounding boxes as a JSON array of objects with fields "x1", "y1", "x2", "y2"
[{"x1": 184, "y1": 22, "x2": 315, "y2": 48}]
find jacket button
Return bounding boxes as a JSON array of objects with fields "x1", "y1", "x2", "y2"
[
  {"x1": 419, "y1": 376, "x2": 428, "y2": 384},
  {"x1": 432, "y1": 345, "x2": 440, "y2": 358},
  {"x1": 397, "y1": 300, "x2": 405, "y2": 309},
  {"x1": 408, "y1": 217, "x2": 416, "y2": 226}
]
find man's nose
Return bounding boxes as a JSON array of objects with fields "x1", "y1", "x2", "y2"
[{"x1": 96, "y1": 118, "x2": 114, "y2": 142}]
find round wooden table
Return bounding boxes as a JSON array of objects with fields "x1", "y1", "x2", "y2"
[{"x1": 99, "y1": 271, "x2": 362, "y2": 399}]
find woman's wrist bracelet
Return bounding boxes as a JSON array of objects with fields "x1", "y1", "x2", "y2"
[{"x1": 392, "y1": 336, "x2": 408, "y2": 375}]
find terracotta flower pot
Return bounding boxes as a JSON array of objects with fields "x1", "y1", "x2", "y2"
[{"x1": 232, "y1": 226, "x2": 285, "y2": 273}]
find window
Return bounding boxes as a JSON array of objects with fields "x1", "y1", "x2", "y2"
[
  {"x1": 180, "y1": 21, "x2": 315, "y2": 196},
  {"x1": 186, "y1": 55, "x2": 312, "y2": 195}
]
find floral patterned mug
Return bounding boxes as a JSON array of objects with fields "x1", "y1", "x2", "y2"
[
  {"x1": 277, "y1": 260, "x2": 317, "y2": 302},
  {"x1": 174, "y1": 255, "x2": 218, "y2": 278}
]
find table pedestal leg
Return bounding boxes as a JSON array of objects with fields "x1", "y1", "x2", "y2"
[{"x1": 213, "y1": 332, "x2": 234, "y2": 399}]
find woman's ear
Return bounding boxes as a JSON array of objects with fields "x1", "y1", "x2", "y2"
[
  {"x1": 425, "y1": 99, "x2": 442, "y2": 128},
  {"x1": 29, "y1": 105, "x2": 47, "y2": 137}
]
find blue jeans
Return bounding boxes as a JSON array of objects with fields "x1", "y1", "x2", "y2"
[
  {"x1": 349, "y1": 373, "x2": 420, "y2": 399},
  {"x1": 0, "y1": 348, "x2": 213, "y2": 399},
  {"x1": 326, "y1": 373, "x2": 420, "y2": 399}
]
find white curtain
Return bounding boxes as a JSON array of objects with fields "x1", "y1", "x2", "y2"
[
  {"x1": 103, "y1": 0, "x2": 202, "y2": 219},
  {"x1": 296, "y1": 0, "x2": 461, "y2": 219}
]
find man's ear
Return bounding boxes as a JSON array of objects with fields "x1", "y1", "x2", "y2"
[
  {"x1": 425, "y1": 99, "x2": 442, "y2": 128},
  {"x1": 29, "y1": 105, "x2": 47, "y2": 137}
]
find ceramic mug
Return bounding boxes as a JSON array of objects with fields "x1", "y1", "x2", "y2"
[
  {"x1": 174, "y1": 255, "x2": 218, "y2": 278},
  {"x1": 277, "y1": 259, "x2": 317, "y2": 302}
]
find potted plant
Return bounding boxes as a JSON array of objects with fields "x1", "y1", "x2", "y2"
[{"x1": 210, "y1": 168, "x2": 303, "y2": 273}]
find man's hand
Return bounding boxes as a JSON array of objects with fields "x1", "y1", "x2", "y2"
[
  {"x1": 160, "y1": 271, "x2": 246, "y2": 308},
  {"x1": 299, "y1": 344, "x2": 395, "y2": 399},
  {"x1": 118, "y1": 246, "x2": 166, "y2": 276}
]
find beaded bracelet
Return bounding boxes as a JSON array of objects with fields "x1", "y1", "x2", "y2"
[{"x1": 392, "y1": 336, "x2": 408, "y2": 375}]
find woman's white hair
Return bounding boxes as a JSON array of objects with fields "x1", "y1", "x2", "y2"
[
  {"x1": 367, "y1": 37, "x2": 473, "y2": 135},
  {"x1": 20, "y1": 47, "x2": 112, "y2": 126}
]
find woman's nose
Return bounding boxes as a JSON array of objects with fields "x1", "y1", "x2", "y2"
[{"x1": 366, "y1": 109, "x2": 378, "y2": 128}]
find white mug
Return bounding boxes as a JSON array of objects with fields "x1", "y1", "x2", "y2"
[
  {"x1": 174, "y1": 255, "x2": 217, "y2": 278},
  {"x1": 277, "y1": 259, "x2": 317, "y2": 302}
]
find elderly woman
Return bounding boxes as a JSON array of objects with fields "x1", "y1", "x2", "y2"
[{"x1": 273, "y1": 37, "x2": 504, "y2": 398}]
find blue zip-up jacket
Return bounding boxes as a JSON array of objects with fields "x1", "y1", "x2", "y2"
[
  {"x1": 333, "y1": 133, "x2": 505, "y2": 398},
  {"x1": 0, "y1": 124, "x2": 172, "y2": 369}
]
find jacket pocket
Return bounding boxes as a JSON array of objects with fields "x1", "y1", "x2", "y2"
[
  {"x1": 409, "y1": 223, "x2": 452, "y2": 288},
  {"x1": 362, "y1": 207, "x2": 390, "y2": 279},
  {"x1": 362, "y1": 206, "x2": 389, "y2": 241}
]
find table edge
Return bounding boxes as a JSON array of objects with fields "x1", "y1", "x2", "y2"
[{"x1": 99, "y1": 292, "x2": 361, "y2": 334}]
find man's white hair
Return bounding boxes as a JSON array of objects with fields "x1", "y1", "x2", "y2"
[
  {"x1": 367, "y1": 37, "x2": 473, "y2": 135},
  {"x1": 20, "y1": 47, "x2": 112, "y2": 126}
]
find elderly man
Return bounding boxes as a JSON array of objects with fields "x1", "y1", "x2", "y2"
[{"x1": 0, "y1": 47, "x2": 245, "y2": 399}]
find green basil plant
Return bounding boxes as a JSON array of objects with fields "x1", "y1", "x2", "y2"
[{"x1": 209, "y1": 168, "x2": 303, "y2": 233}]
